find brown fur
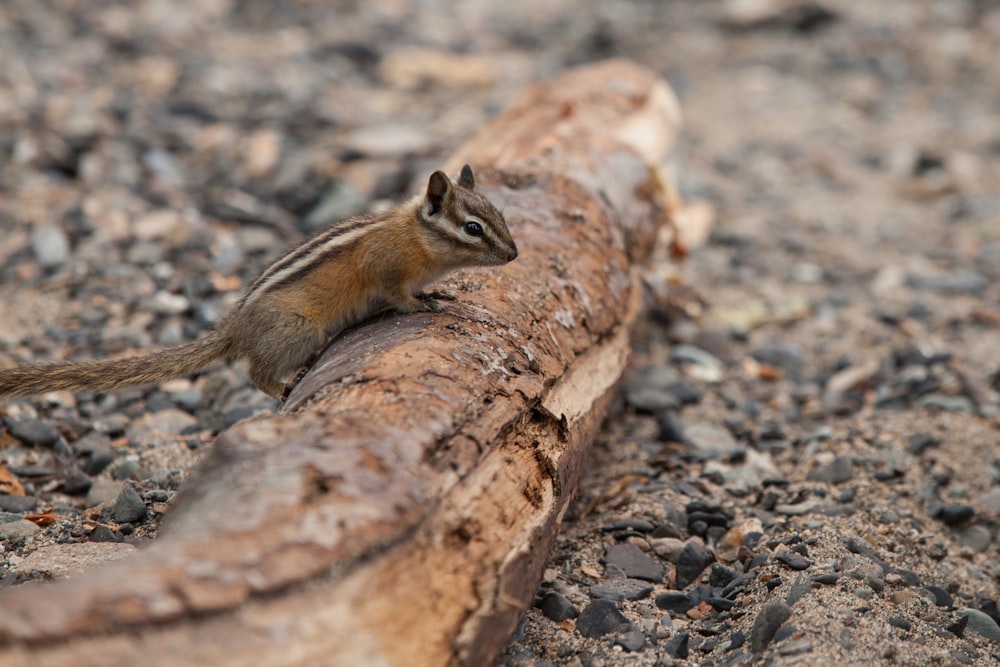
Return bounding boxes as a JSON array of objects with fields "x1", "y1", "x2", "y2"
[{"x1": 0, "y1": 166, "x2": 516, "y2": 400}]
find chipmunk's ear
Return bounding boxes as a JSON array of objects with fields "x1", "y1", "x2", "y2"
[
  {"x1": 424, "y1": 170, "x2": 453, "y2": 217},
  {"x1": 458, "y1": 164, "x2": 475, "y2": 190}
]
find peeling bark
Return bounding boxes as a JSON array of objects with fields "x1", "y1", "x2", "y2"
[{"x1": 0, "y1": 59, "x2": 681, "y2": 667}]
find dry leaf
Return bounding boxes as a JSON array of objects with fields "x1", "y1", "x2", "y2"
[
  {"x1": 25, "y1": 509, "x2": 58, "y2": 526},
  {"x1": 0, "y1": 464, "x2": 25, "y2": 496}
]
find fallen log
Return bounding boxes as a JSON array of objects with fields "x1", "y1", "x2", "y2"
[{"x1": 0, "y1": 59, "x2": 681, "y2": 667}]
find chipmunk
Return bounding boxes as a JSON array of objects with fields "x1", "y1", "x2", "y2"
[{"x1": 0, "y1": 165, "x2": 517, "y2": 400}]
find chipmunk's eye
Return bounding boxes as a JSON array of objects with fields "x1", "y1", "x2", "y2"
[{"x1": 464, "y1": 221, "x2": 484, "y2": 237}]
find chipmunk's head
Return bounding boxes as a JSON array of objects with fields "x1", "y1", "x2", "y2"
[{"x1": 420, "y1": 164, "x2": 518, "y2": 268}]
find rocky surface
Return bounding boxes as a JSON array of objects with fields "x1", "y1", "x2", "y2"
[{"x1": 0, "y1": 1, "x2": 998, "y2": 665}]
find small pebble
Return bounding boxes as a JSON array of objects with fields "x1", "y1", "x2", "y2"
[
  {"x1": 954, "y1": 525, "x2": 992, "y2": 552},
  {"x1": 936, "y1": 504, "x2": 975, "y2": 526},
  {"x1": 908, "y1": 432, "x2": 937, "y2": 455},
  {"x1": 60, "y1": 471, "x2": 92, "y2": 496},
  {"x1": 749, "y1": 603, "x2": 793, "y2": 653},
  {"x1": 0, "y1": 519, "x2": 41, "y2": 540},
  {"x1": 752, "y1": 342, "x2": 806, "y2": 381},
  {"x1": 663, "y1": 380, "x2": 703, "y2": 405},
  {"x1": 90, "y1": 525, "x2": 124, "y2": 543},
  {"x1": 889, "y1": 616, "x2": 911, "y2": 631},
  {"x1": 708, "y1": 563, "x2": 737, "y2": 587},
  {"x1": 655, "y1": 592, "x2": 695, "y2": 615},
  {"x1": 675, "y1": 539, "x2": 712, "y2": 588},
  {"x1": 776, "y1": 552, "x2": 812, "y2": 571},
  {"x1": 854, "y1": 587, "x2": 875, "y2": 600},
  {"x1": 538, "y1": 591, "x2": 578, "y2": 622},
  {"x1": 917, "y1": 394, "x2": 974, "y2": 412},
  {"x1": 613, "y1": 629, "x2": 645, "y2": 652},
  {"x1": 603, "y1": 543, "x2": 664, "y2": 582},
  {"x1": 0, "y1": 495, "x2": 38, "y2": 512},
  {"x1": 923, "y1": 585, "x2": 953, "y2": 608},
  {"x1": 663, "y1": 631, "x2": 689, "y2": 659},
  {"x1": 684, "y1": 423, "x2": 741, "y2": 456},
  {"x1": 956, "y1": 608, "x2": 1000, "y2": 646},
  {"x1": 590, "y1": 579, "x2": 653, "y2": 602},
  {"x1": 671, "y1": 345, "x2": 724, "y2": 381},
  {"x1": 807, "y1": 455, "x2": 854, "y2": 484},
  {"x1": 113, "y1": 459, "x2": 141, "y2": 481},
  {"x1": 4, "y1": 417, "x2": 60, "y2": 447},
  {"x1": 605, "y1": 518, "x2": 655, "y2": 533},
  {"x1": 575, "y1": 599, "x2": 629, "y2": 638},
  {"x1": 114, "y1": 486, "x2": 147, "y2": 523},
  {"x1": 30, "y1": 223, "x2": 71, "y2": 267},
  {"x1": 656, "y1": 411, "x2": 685, "y2": 443}
]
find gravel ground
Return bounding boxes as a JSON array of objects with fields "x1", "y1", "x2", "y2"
[{"x1": 1, "y1": 1, "x2": 999, "y2": 665}]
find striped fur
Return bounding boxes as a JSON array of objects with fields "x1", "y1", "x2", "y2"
[{"x1": 0, "y1": 165, "x2": 516, "y2": 400}]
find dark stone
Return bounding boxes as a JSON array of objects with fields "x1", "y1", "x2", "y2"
[
  {"x1": 709, "y1": 597, "x2": 736, "y2": 611},
  {"x1": 655, "y1": 592, "x2": 694, "y2": 615},
  {"x1": 114, "y1": 486, "x2": 147, "y2": 523},
  {"x1": 776, "y1": 552, "x2": 812, "y2": 571},
  {"x1": 664, "y1": 380, "x2": 703, "y2": 406},
  {"x1": 538, "y1": 591, "x2": 578, "y2": 621},
  {"x1": 651, "y1": 522, "x2": 683, "y2": 539},
  {"x1": 4, "y1": 417, "x2": 59, "y2": 447},
  {"x1": 708, "y1": 563, "x2": 737, "y2": 587},
  {"x1": 948, "y1": 649, "x2": 974, "y2": 665},
  {"x1": 625, "y1": 365, "x2": 682, "y2": 413},
  {"x1": 687, "y1": 510, "x2": 730, "y2": 530},
  {"x1": 590, "y1": 579, "x2": 653, "y2": 602},
  {"x1": 908, "y1": 432, "x2": 937, "y2": 455},
  {"x1": 785, "y1": 577, "x2": 812, "y2": 605},
  {"x1": 603, "y1": 543, "x2": 664, "y2": 582},
  {"x1": 892, "y1": 568, "x2": 921, "y2": 587},
  {"x1": 60, "y1": 471, "x2": 92, "y2": 496},
  {"x1": 82, "y1": 448, "x2": 115, "y2": 476},
  {"x1": 772, "y1": 626, "x2": 797, "y2": 643},
  {"x1": 223, "y1": 406, "x2": 257, "y2": 427},
  {"x1": 604, "y1": 518, "x2": 654, "y2": 533},
  {"x1": 689, "y1": 584, "x2": 714, "y2": 605},
  {"x1": 751, "y1": 342, "x2": 806, "y2": 381},
  {"x1": 812, "y1": 573, "x2": 840, "y2": 585},
  {"x1": 663, "y1": 631, "x2": 689, "y2": 659},
  {"x1": 676, "y1": 540, "x2": 712, "y2": 589},
  {"x1": 806, "y1": 456, "x2": 853, "y2": 484},
  {"x1": 766, "y1": 576, "x2": 784, "y2": 591},
  {"x1": 0, "y1": 495, "x2": 37, "y2": 512},
  {"x1": 889, "y1": 616, "x2": 911, "y2": 631},
  {"x1": 575, "y1": 600, "x2": 629, "y2": 638},
  {"x1": 924, "y1": 585, "x2": 954, "y2": 608},
  {"x1": 90, "y1": 525, "x2": 124, "y2": 542},
  {"x1": 956, "y1": 608, "x2": 1000, "y2": 645},
  {"x1": 877, "y1": 510, "x2": 901, "y2": 524},
  {"x1": 730, "y1": 630, "x2": 746, "y2": 650},
  {"x1": 722, "y1": 574, "x2": 755, "y2": 599},
  {"x1": 749, "y1": 603, "x2": 793, "y2": 653},
  {"x1": 937, "y1": 504, "x2": 975, "y2": 525},
  {"x1": 613, "y1": 629, "x2": 645, "y2": 652},
  {"x1": 657, "y1": 411, "x2": 685, "y2": 443},
  {"x1": 947, "y1": 614, "x2": 969, "y2": 638}
]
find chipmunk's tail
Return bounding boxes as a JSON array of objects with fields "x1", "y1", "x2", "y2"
[{"x1": 0, "y1": 333, "x2": 231, "y2": 398}]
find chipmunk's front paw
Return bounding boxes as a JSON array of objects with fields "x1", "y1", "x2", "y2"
[
  {"x1": 424, "y1": 289, "x2": 458, "y2": 302},
  {"x1": 414, "y1": 291, "x2": 450, "y2": 312},
  {"x1": 280, "y1": 365, "x2": 313, "y2": 403}
]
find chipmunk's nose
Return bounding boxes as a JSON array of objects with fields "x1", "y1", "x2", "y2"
[{"x1": 506, "y1": 245, "x2": 518, "y2": 262}]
